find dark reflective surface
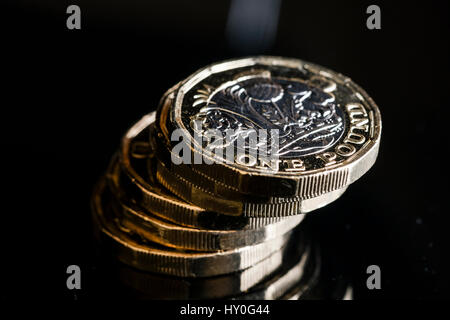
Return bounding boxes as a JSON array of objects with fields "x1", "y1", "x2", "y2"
[
  {"x1": 1, "y1": 0, "x2": 449, "y2": 300},
  {"x1": 89, "y1": 215, "x2": 351, "y2": 300}
]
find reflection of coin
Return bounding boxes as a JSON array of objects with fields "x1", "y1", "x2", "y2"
[
  {"x1": 92, "y1": 180, "x2": 292, "y2": 277},
  {"x1": 110, "y1": 230, "x2": 307, "y2": 299},
  {"x1": 109, "y1": 156, "x2": 304, "y2": 251},
  {"x1": 157, "y1": 56, "x2": 381, "y2": 198},
  {"x1": 279, "y1": 246, "x2": 321, "y2": 300},
  {"x1": 236, "y1": 242, "x2": 318, "y2": 300},
  {"x1": 119, "y1": 112, "x2": 294, "y2": 228}
]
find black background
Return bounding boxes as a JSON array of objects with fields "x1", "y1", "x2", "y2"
[{"x1": 1, "y1": 0, "x2": 449, "y2": 301}]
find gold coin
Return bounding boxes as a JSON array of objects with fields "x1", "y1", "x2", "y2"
[
  {"x1": 92, "y1": 179, "x2": 294, "y2": 277},
  {"x1": 156, "y1": 56, "x2": 381, "y2": 198},
  {"x1": 118, "y1": 112, "x2": 295, "y2": 226},
  {"x1": 109, "y1": 155, "x2": 304, "y2": 251}
]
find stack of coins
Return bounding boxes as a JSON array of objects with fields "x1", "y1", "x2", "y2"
[{"x1": 91, "y1": 56, "x2": 381, "y2": 299}]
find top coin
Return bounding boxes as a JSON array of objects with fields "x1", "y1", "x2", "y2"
[{"x1": 158, "y1": 56, "x2": 381, "y2": 198}]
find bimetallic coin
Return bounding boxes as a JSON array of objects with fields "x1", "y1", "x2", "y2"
[
  {"x1": 157, "y1": 56, "x2": 381, "y2": 198},
  {"x1": 92, "y1": 180, "x2": 293, "y2": 277},
  {"x1": 119, "y1": 112, "x2": 293, "y2": 228},
  {"x1": 108, "y1": 157, "x2": 304, "y2": 251}
]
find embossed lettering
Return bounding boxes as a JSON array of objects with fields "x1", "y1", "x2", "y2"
[
  {"x1": 342, "y1": 103, "x2": 370, "y2": 146},
  {"x1": 283, "y1": 159, "x2": 305, "y2": 172},
  {"x1": 336, "y1": 143, "x2": 356, "y2": 157},
  {"x1": 256, "y1": 158, "x2": 280, "y2": 172},
  {"x1": 316, "y1": 152, "x2": 337, "y2": 166}
]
